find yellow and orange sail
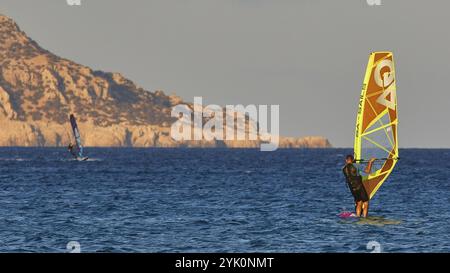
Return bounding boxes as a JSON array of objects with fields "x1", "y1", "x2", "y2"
[{"x1": 354, "y1": 52, "x2": 399, "y2": 199}]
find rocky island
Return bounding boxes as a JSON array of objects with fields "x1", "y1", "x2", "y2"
[{"x1": 0, "y1": 14, "x2": 331, "y2": 148}]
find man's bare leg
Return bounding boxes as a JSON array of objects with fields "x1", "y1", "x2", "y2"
[
  {"x1": 356, "y1": 201, "x2": 362, "y2": 217},
  {"x1": 362, "y1": 201, "x2": 369, "y2": 218}
]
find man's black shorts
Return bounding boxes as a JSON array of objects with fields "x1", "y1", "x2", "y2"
[{"x1": 349, "y1": 177, "x2": 369, "y2": 202}]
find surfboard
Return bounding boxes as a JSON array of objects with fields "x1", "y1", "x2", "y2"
[
  {"x1": 357, "y1": 216, "x2": 402, "y2": 226},
  {"x1": 338, "y1": 211, "x2": 357, "y2": 219},
  {"x1": 339, "y1": 212, "x2": 401, "y2": 226},
  {"x1": 354, "y1": 52, "x2": 399, "y2": 200}
]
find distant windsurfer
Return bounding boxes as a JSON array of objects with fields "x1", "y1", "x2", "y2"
[
  {"x1": 67, "y1": 143, "x2": 77, "y2": 159},
  {"x1": 343, "y1": 155, "x2": 375, "y2": 218},
  {"x1": 67, "y1": 114, "x2": 88, "y2": 161}
]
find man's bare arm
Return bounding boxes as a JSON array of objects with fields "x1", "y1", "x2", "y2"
[{"x1": 364, "y1": 158, "x2": 376, "y2": 174}]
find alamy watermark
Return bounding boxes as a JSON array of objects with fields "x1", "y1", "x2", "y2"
[
  {"x1": 366, "y1": 240, "x2": 382, "y2": 253},
  {"x1": 67, "y1": 241, "x2": 81, "y2": 253},
  {"x1": 66, "y1": 0, "x2": 81, "y2": 6},
  {"x1": 171, "y1": 97, "x2": 280, "y2": 151},
  {"x1": 366, "y1": 0, "x2": 382, "y2": 6}
]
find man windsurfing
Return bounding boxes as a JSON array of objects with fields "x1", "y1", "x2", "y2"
[
  {"x1": 67, "y1": 114, "x2": 88, "y2": 161},
  {"x1": 67, "y1": 143, "x2": 78, "y2": 159},
  {"x1": 342, "y1": 155, "x2": 375, "y2": 218}
]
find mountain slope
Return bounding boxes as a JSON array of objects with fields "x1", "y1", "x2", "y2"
[{"x1": 0, "y1": 14, "x2": 331, "y2": 148}]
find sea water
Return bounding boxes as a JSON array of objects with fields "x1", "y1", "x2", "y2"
[{"x1": 0, "y1": 148, "x2": 449, "y2": 252}]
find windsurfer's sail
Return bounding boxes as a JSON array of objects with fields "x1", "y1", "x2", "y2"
[
  {"x1": 69, "y1": 114, "x2": 84, "y2": 159},
  {"x1": 354, "y1": 52, "x2": 399, "y2": 199}
]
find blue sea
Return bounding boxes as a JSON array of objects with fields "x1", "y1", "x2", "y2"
[{"x1": 0, "y1": 148, "x2": 449, "y2": 253}]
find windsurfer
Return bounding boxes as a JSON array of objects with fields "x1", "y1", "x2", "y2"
[
  {"x1": 342, "y1": 155, "x2": 375, "y2": 218},
  {"x1": 67, "y1": 143, "x2": 77, "y2": 159}
]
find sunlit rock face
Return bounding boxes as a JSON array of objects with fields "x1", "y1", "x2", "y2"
[{"x1": 0, "y1": 14, "x2": 331, "y2": 148}]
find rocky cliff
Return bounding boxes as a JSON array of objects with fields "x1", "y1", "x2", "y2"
[{"x1": 0, "y1": 14, "x2": 331, "y2": 148}]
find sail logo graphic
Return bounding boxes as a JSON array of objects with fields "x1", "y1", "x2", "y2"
[
  {"x1": 374, "y1": 59, "x2": 396, "y2": 110},
  {"x1": 366, "y1": 0, "x2": 382, "y2": 6}
]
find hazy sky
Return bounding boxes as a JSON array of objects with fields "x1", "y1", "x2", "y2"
[{"x1": 1, "y1": 0, "x2": 449, "y2": 147}]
